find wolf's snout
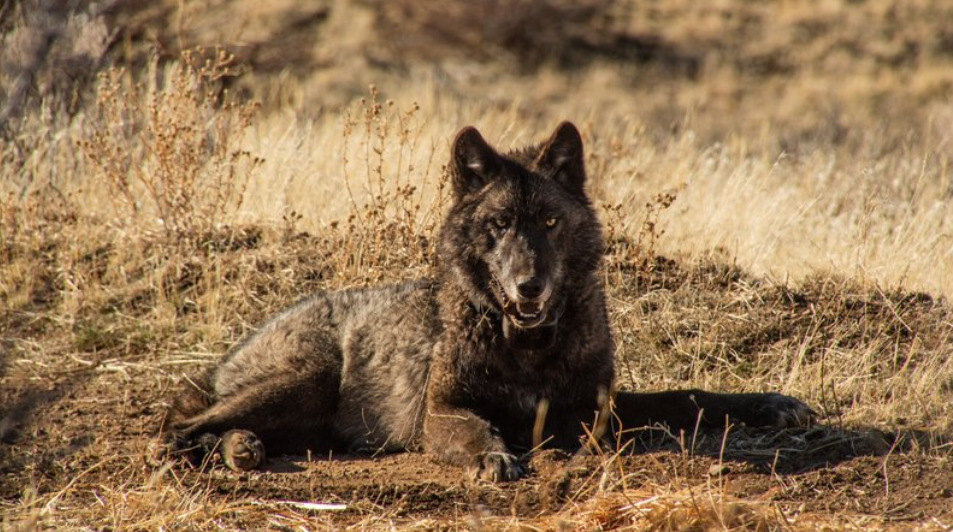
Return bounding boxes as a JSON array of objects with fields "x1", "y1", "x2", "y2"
[{"x1": 516, "y1": 277, "x2": 544, "y2": 300}]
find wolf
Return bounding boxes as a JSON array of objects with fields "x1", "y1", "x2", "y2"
[{"x1": 153, "y1": 122, "x2": 813, "y2": 481}]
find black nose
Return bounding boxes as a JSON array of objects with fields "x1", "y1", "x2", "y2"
[{"x1": 516, "y1": 278, "x2": 544, "y2": 299}]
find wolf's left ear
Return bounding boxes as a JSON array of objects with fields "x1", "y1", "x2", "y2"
[
  {"x1": 451, "y1": 126, "x2": 503, "y2": 199},
  {"x1": 536, "y1": 121, "x2": 585, "y2": 197}
]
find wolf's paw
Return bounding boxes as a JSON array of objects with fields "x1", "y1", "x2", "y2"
[
  {"x1": 747, "y1": 393, "x2": 816, "y2": 428},
  {"x1": 766, "y1": 394, "x2": 816, "y2": 428},
  {"x1": 221, "y1": 429, "x2": 265, "y2": 471},
  {"x1": 471, "y1": 451, "x2": 524, "y2": 482}
]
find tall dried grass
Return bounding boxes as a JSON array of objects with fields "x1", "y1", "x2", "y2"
[{"x1": 78, "y1": 49, "x2": 259, "y2": 242}]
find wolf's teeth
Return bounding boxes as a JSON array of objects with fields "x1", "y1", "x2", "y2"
[{"x1": 517, "y1": 301, "x2": 538, "y2": 312}]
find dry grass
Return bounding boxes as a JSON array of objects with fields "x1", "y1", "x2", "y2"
[
  {"x1": 3, "y1": 0, "x2": 953, "y2": 530},
  {"x1": 78, "y1": 49, "x2": 259, "y2": 241}
]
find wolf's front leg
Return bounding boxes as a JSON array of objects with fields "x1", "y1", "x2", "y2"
[
  {"x1": 422, "y1": 401, "x2": 523, "y2": 481},
  {"x1": 423, "y1": 369, "x2": 521, "y2": 480}
]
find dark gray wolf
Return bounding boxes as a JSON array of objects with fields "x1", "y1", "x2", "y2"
[{"x1": 154, "y1": 122, "x2": 813, "y2": 481}]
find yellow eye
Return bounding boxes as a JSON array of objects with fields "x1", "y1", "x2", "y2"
[
  {"x1": 494, "y1": 218, "x2": 509, "y2": 229},
  {"x1": 545, "y1": 217, "x2": 558, "y2": 228}
]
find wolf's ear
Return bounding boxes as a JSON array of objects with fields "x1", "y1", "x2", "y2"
[
  {"x1": 451, "y1": 126, "x2": 502, "y2": 198},
  {"x1": 536, "y1": 121, "x2": 585, "y2": 197}
]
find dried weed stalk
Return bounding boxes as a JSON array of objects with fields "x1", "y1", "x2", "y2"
[
  {"x1": 335, "y1": 85, "x2": 444, "y2": 283},
  {"x1": 603, "y1": 190, "x2": 678, "y2": 278},
  {"x1": 79, "y1": 49, "x2": 261, "y2": 245}
]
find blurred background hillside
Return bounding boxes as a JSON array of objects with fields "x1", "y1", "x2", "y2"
[{"x1": 5, "y1": 0, "x2": 953, "y2": 146}]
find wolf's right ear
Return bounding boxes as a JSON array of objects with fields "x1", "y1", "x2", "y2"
[{"x1": 451, "y1": 126, "x2": 502, "y2": 198}]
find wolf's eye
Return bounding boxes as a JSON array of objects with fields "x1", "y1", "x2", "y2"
[
  {"x1": 545, "y1": 217, "x2": 558, "y2": 228},
  {"x1": 493, "y1": 218, "x2": 510, "y2": 230}
]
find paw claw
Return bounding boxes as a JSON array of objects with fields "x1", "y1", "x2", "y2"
[
  {"x1": 471, "y1": 452, "x2": 523, "y2": 482},
  {"x1": 146, "y1": 432, "x2": 188, "y2": 467}
]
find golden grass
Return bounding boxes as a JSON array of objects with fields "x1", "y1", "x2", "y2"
[{"x1": 11, "y1": 54, "x2": 950, "y2": 298}]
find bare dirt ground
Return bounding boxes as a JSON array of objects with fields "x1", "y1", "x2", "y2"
[
  {"x1": 4, "y1": 335, "x2": 953, "y2": 529},
  {"x1": 4, "y1": 341, "x2": 953, "y2": 530}
]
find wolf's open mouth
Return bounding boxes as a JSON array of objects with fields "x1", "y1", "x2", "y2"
[
  {"x1": 494, "y1": 278, "x2": 549, "y2": 329},
  {"x1": 506, "y1": 300, "x2": 546, "y2": 328}
]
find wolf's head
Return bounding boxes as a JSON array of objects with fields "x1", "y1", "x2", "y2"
[{"x1": 439, "y1": 122, "x2": 604, "y2": 350}]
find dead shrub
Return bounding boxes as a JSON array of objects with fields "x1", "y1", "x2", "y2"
[
  {"x1": 78, "y1": 49, "x2": 261, "y2": 245},
  {"x1": 332, "y1": 85, "x2": 445, "y2": 283}
]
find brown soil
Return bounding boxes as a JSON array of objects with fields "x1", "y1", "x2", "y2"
[{"x1": 3, "y1": 362, "x2": 951, "y2": 529}]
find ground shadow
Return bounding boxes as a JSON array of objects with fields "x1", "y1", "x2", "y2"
[{"x1": 620, "y1": 423, "x2": 952, "y2": 475}]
